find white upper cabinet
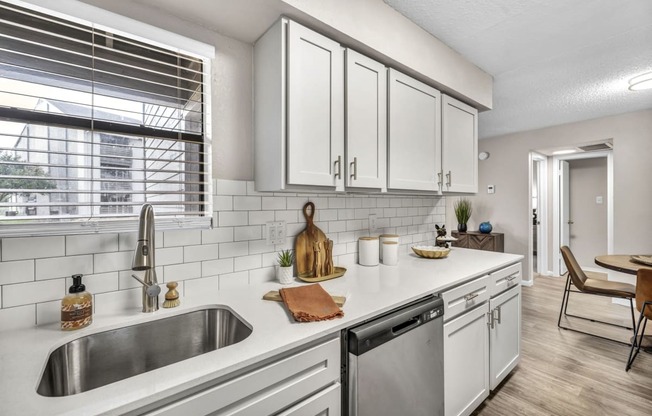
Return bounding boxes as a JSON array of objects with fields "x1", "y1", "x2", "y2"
[
  {"x1": 345, "y1": 49, "x2": 387, "y2": 190},
  {"x1": 254, "y1": 19, "x2": 344, "y2": 192},
  {"x1": 442, "y1": 94, "x2": 478, "y2": 193},
  {"x1": 387, "y1": 69, "x2": 442, "y2": 192}
]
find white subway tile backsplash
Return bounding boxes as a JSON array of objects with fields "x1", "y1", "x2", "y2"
[
  {"x1": 0, "y1": 305, "x2": 35, "y2": 330},
  {"x1": 94, "y1": 251, "x2": 132, "y2": 274},
  {"x1": 36, "y1": 255, "x2": 93, "y2": 281},
  {"x1": 219, "y1": 241, "x2": 248, "y2": 259},
  {"x1": 215, "y1": 195, "x2": 233, "y2": 211},
  {"x1": 262, "y1": 197, "x2": 286, "y2": 210},
  {"x1": 3, "y1": 279, "x2": 66, "y2": 308},
  {"x1": 164, "y1": 229, "x2": 202, "y2": 247},
  {"x1": 202, "y1": 258, "x2": 234, "y2": 277},
  {"x1": 234, "y1": 254, "x2": 262, "y2": 272},
  {"x1": 183, "y1": 244, "x2": 219, "y2": 263},
  {"x1": 249, "y1": 210, "x2": 274, "y2": 225},
  {"x1": 219, "y1": 211, "x2": 248, "y2": 227},
  {"x1": 249, "y1": 267, "x2": 275, "y2": 284},
  {"x1": 2, "y1": 236, "x2": 65, "y2": 261},
  {"x1": 0, "y1": 260, "x2": 34, "y2": 285},
  {"x1": 164, "y1": 262, "x2": 201, "y2": 282},
  {"x1": 234, "y1": 226, "x2": 262, "y2": 242},
  {"x1": 234, "y1": 196, "x2": 262, "y2": 211},
  {"x1": 66, "y1": 234, "x2": 119, "y2": 256},
  {"x1": 202, "y1": 227, "x2": 234, "y2": 244},
  {"x1": 219, "y1": 271, "x2": 249, "y2": 289},
  {"x1": 184, "y1": 276, "x2": 218, "y2": 298},
  {"x1": 215, "y1": 179, "x2": 247, "y2": 195},
  {"x1": 0, "y1": 179, "x2": 444, "y2": 329},
  {"x1": 36, "y1": 300, "x2": 60, "y2": 326}
]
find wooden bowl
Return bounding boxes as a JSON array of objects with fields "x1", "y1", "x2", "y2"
[{"x1": 412, "y1": 245, "x2": 451, "y2": 259}]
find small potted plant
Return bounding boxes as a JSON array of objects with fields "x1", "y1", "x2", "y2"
[
  {"x1": 454, "y1": 198, "x2": 472, "y2": 232},
  {"x1": 277, "y1": 249, "x2": 294, "y2": 285}
]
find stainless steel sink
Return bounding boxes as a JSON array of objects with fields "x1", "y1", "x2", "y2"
[{"x1": 37, "y1": 307, "x2": 252, "y2": 397}]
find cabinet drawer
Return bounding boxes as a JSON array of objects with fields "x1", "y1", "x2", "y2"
[
  {"x1": 441, "y1": 275, "x2": 490, "y2": 322},
  {"x1": 278, "y1": 383, "x2": 341, "y2": 416},
  {"x1": 146, "y1": 337, "x2": 340, "y2": 416},
  {"x1": 489, "y1": 263, "x2": 521, "y2": 297}
]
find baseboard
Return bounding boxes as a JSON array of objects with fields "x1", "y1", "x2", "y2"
[{"x1": 521, "y1": 280, "x2": 534, "y2": 287}]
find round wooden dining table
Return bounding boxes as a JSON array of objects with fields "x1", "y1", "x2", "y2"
[{"x1": 594, "y1": 255, "x2": 652, "y2": 275}]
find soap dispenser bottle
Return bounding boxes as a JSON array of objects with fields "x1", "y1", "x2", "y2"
[{"x1": 61, "y1": 274, "x2": 93, "y2": 331}]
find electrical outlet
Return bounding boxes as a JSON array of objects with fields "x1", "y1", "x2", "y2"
[
  {"x1": 369, "y1": 214, "x2": 378, "y2": 232},
  {"x1": 266, "y1": 221, "x2": 286, "y2": 245}
]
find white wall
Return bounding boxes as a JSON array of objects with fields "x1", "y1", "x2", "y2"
[{"x1": 474, "y1": 109, "x2": 652, "y2": 282}]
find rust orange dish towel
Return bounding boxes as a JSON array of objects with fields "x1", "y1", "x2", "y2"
[{"x1": 279, "y1": 284, "x2": 344, "y2": 322}]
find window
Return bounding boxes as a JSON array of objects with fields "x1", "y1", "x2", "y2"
[{"x1": 0, "y1": 0, "x2": 212, "y2": 236}]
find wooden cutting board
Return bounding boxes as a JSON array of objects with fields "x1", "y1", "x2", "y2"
[
  {"x1": 295, "y1": 202, "x2": 328, "y2": 277},
  {"x1": 262, "y1": 290, "x2": 346, "y2": 307}
]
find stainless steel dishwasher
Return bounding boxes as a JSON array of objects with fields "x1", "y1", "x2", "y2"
[{"x1": 344, "y1": 295, "x2": 444, "y2": 416}]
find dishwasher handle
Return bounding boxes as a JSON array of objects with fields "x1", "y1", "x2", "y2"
[{"x1": 348, "y1": 296, "x2": 443, "y2": 356}]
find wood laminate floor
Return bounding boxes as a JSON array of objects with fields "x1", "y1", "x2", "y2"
[{"x1": 473, "y1": 275, "x2": 652, "y2": 416}]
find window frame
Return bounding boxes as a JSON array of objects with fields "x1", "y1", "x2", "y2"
[{"x1": 0, "y1": 0, "x2": 214, "y2": 237}]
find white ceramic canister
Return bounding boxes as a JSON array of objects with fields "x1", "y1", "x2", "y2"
[
  {"x1": 358, "y1": 236, "x2": 379, "y2": 266},
  {"x1": 382, "y1": 241, "x2": 399, "y2": 266},
  {"x1": 379, "y1": 234, "x2": 399, "y2": 261}
]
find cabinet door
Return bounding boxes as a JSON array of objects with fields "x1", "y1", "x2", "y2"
[
  {"x1": 444, "y1": 304, "x2": 490, "y2": 416},
  {"x1": 277, "y1": 383, "x2": 341, "y2": 416},
  {"x1": 388, "y1": 69, "x2": 441, "y2": 192},
  {"x1": 442, "y1": 95, "x2": 478, "y2": 193},
  {"x1": 287, "y1": 21, "x2": 344, "y2": 189},
  {"x1": 489, "y1": 285, "x2": 521, "y2": 390},
  {"x1": 345, "y1": 49, "x2": 386, "y2": 190}
]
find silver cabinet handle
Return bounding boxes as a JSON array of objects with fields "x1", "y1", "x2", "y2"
[
  {"x1": 446, "y1": 170, "x2": 452, "y2": 187},
  {"x1": 334, "y1": 155, "x2": 342, "y2": 179},
  {"x1": 493, "y1": 305, "x2": 502, "y2": 325},
  {"x1": 506, "y1": 275, "x2": 518, "y2": 282},
  {"x1": 350, "y1": 157, "x2": 357, "y2": 181},
  {"x1": 487, "y1": 311, "x2": 494, "y2": 329},
  {"x1": 464, "y1": 293, "x2": 478, "y2": 302},
  {"x1": 437, "y1": 171, "x2": 443, "y2": 187}
]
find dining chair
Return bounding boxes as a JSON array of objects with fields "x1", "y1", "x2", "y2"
[
  {"x1": 558, "y1": 246, "x2": 636, "y2": 344},
  {"x1": 626, "y1": 268, "x2": 652, "y2": 371}
]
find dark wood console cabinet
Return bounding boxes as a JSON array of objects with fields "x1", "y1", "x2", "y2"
[{"x1": 451, "y1": 231, "x2": 504, "y2": 253}]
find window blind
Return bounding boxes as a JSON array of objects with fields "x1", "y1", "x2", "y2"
[{"x1": 0, "y1": 1, "x2": 212, "y2": 236}]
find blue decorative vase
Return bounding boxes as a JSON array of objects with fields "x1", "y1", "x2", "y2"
[{"x1": 479, "y1": 222, "x2": 493, "y2": 234}]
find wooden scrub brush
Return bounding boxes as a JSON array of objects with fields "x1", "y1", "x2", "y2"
[{"x1": 163, "y1": 281, "x2": 180, "y2": 308}]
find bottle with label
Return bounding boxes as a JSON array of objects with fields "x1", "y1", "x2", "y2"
[{"x1": 61, "y1": 274, "x2": 93, "y2": 331}]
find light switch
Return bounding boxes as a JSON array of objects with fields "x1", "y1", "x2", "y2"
[
  {"x1": 487, "y1": 185, "x2": 495, "y2": 194},
  {"x1": 596, "y1": 196, "x2": 603, "y2": 204}
]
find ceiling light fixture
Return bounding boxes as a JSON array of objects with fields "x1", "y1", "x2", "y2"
[
  {"x1": 628, "y1": 71, "x2": 652, "y2": 91},
  {"x1": 552, "y1": 149, "x2": 577, "y2": 155}
]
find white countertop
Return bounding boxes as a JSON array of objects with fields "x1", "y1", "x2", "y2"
[{"x1": 0, "y1": 248, "x2": 522, "y2": 416}]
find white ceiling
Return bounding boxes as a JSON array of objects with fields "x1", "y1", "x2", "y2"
[{"x1": 384, "y1": 0, "x2": 652, "y2": 138}]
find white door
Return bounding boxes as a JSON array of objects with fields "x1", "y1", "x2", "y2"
[
  {"x1": 287, "y1": 21, "x2": 344, "y2": 188},
  {"x1": 444, "y1": 304, "x2": 490, "y2": 416},
  {"x1": 345, "y1": 49, "x2": 386, "y2": 190},
  {"x1": 559, "y1": 160, "x2": 571, "y2": 274},
  {"x1": 441, "y1": 95, "x2": 478, "y2": 193},
  {"x1": 489, "y1": 286, "x2": 521, "y2": 390},
  {"x1": 387, "y1": 69, "x2": 441, "y2": 191}
]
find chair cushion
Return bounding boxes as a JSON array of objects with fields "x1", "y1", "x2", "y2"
[{"x1": 584, "y1": 278, "x2": 636, "y2": 298}]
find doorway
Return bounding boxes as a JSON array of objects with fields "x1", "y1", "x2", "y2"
[
  {"x1": 552, "y1": 150, "x2": 613, "y2": 276},
  {"x1": 529, "y1": 152, "x2": 548, "y2": 278}
]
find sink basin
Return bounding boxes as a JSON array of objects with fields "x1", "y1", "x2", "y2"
[{"x1": 37, "y1": 307, "x2": 252, "y2": 397}]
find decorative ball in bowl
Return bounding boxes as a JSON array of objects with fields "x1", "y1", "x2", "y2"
[{"x1": 411, "y1": 245, "x2": 451, "y2": 259}]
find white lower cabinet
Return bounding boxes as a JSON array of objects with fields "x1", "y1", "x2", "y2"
[
  {"x1": 443, "y1": 263, "x2": 522, "y2": 416},
  {"x1": 143, "y1": 336, "x2": 340, "y2": 416},
  {"x1": 444, "y1": 303, "x2": 490, "y2": 416}
]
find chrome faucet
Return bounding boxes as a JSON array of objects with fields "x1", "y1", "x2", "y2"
[{"x1": 132, "y1": 204, "x2": 160, "y2": 312}]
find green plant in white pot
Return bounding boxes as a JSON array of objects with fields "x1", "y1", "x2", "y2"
[
  {"x1": 454, "y1": 198, "x2": 472, "y2": 233},
  {"x1": 277, "y1": 249, "x2": 294, "y2": 285}
]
